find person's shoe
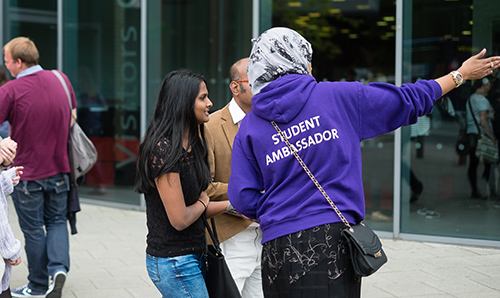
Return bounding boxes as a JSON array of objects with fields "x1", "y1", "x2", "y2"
[
  {"x1": 371, "y1": 211, "x2": 392, "y2": 222},
  {"x1": 11, "y1": 285, "x2": 46, "y2": 298},
  {"x1": 471, "y1": 191, "x2": 487, "y2": 200},
  {"x1": 417, "y1": 208, "x2": 428, "y2": 215},
  {"x1": 45, "y1": 271, "x2": 67, "y2": 298},
  {"x1": 494, "y1": 199, "x2": 500, "y2": 209},
  {"x1": 425, "y1": 210, "x2": 441, "y2": 219}
]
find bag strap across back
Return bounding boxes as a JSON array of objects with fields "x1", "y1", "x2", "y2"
[
  {"x1": 52, "y1": 70, "x2": 73, "y2": 111},
  {"x1": 270, "y1": 121, "x2": 354, "y2": 231},
  {"x1": 467, "y1": 99, "x2": 483, "y2": 136},
  {"x1": 51, "y1": 70, "x2": 74, "y2": 129}
]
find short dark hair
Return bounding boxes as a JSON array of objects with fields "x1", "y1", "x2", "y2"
[
  {"x1": 229, "y1": 58, "x2": 246, "y2": 81},
  {"x1": 471, "y1": 77, "x2": 490, "y2": 94}
]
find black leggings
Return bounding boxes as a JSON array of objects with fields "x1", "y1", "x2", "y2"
[{"x1": 467, "y1": 134, "x2": 491, "y2": 194}]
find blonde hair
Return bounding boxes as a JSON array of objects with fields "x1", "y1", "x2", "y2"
[{"x1": 3, "y1": 37, "x2": 39, "y2": 66}]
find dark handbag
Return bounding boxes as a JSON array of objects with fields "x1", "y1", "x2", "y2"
[
  {"x1": 202, "y1": 216, "x2": 241, "y2": 298},
  {"x1": 341, "y1": 222, "x2": 387, "y2": 276},
  {"x1": 468, "y1": 99, "x2": 499, "y2": 163},
  {"x1": 271, "y1": 121, "x2": 387, "y2": 277},
  {"x1": 52, "y1": 70, "x2": 98, "y2": 185}
]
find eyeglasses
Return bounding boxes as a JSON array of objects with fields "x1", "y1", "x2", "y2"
[{"x1": 234, "y1": 79, "x2": 248, "y2": 83}]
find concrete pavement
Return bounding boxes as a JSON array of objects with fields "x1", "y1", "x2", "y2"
[{"x1": 7, "y1": 197, "x2": 500, "y2": 298}]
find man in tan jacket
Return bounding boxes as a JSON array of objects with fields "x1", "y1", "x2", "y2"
[{"x1": 205, "y1": 58, "x2": 263, "y2": 298}]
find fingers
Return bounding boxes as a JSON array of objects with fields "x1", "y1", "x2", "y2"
[
  {"x1": 0, "y1": 141, "x2": 16, "y2": 157},
  {"x1": 0, "y1": 151, "x2": 14, "y2": 165},
  {"x1": 0, "y1": 139, "x2": 17, "y2": 165},
  {"x1": 1, "y1": 147, "x2": 15, "y2": 157},
  {"x1": 9, "y1": 257, "x2": 21, "y2": 266},
  {"x1": 475, "y1": 48, "x2": 487, "y2": 59},
  {"x1": 0, "y1": 137, "x2": 17, "y2": 149}
]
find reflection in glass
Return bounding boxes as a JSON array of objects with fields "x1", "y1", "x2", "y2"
[
  {"x1": 272, "y1": 0, "x2": 396, "y2": 231},
  {"x1": 64, "y1": 1, "x2": 142, "y2": 205},
  {"x1": 402, "y1": 0, "x2": 500, "y2": 241}
]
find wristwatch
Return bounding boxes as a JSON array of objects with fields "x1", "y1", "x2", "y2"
[{"x1": 450, "y1": 71, "x2": 464, "y2": 88}]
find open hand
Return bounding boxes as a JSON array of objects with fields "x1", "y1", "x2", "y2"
[{"x1": 459, "y1": 49, "x2": 500, "y2": 81}]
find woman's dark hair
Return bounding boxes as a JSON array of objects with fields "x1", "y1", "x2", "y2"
[
  {"x1": 134, "y1": 69, "x2": 210, "y2": 194},
  {"x1": 471, "y1": 77, "x2": 490, "y2": 94},
  {"x1": 0, "y1": 65, "x2": 9, "y2": 86}
]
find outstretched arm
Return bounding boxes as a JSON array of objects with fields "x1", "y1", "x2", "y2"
[{"x1": 436, "y1": 49, "x2": 500, "y2": 96}]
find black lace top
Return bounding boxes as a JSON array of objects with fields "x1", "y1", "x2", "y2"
[{"x1": 145, "y1": 138, "x2": 205, "y2": 257}]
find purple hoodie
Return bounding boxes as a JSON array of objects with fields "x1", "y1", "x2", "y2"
[{"x1": 228, "y1": 74, "x2": 442, "y2": 243}]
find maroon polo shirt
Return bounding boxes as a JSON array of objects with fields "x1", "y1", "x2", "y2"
[{"x1": 0, "y1": 69, "x2": 77, "y2": 180}]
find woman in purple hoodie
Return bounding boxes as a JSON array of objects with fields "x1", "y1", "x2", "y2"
[{"x1": 228, "y1": 27, "x2": 500, "y2": 297}]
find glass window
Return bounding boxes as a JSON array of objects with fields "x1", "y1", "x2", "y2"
[
  {"x1": 146, "y1": 0, "x2": 253, "y2": 115},
  {"x1": 63, "y1": 1, "x2": 142, "y2": 205},
  {"x1": 272, "y1": 0, "x2": 396, "y2": 231},
  {"x1": 401, "y1": 0, "x2": 500, "y2": 241},
  {"x1": 2, "y1": 0, "x2": 57, "y2": 71}
]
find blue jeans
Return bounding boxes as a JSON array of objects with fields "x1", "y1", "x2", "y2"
[
  {"x1": 146, "y1": 253, "x2": 208, "y2": 298},
  {"x1": 11, "y1": 173, "x2": 70, "y2": 291}
]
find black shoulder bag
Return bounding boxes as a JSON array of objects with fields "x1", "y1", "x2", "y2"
[
  {"x1": 202, "y1": 216, "x2": 241, "y2": 298},
  {"x1": 271, "y1": 121, "x2": 387, "y2": 277}
]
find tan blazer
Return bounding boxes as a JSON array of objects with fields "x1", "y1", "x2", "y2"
[{"x1": 204, "y1": 103, "x2": 253, "y2": 242}]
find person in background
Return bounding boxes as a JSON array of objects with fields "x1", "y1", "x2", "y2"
[
  {"x1": 0, "y1": 67, "x2": 31, "y2": 298},
  {"x1": 466, "y1": 77, "x2": 495, "y2": 201},
  {"x1": 0, "y1": 66, "x2": 10, "y2": 138},
  {"x1": 228, "y1": 27, "x2": 500, "y2": 297},
  {"x1": 0, "y1": 159, "x2": 24, "y2": 298},
  {"x1": 1, "y1": 37, "x2": 75, "y2": 298},
  {"x1": 205, "y1": 57, "x2": 263, "y2": 297},
  {"x1": 487, "y1": 69, "x2": 500, "y2": 208},
  {"x1": 0, "y1": 66, "x2": 8, "y2": 86},
  {"x1": 134, "y1": 69, "x2": 231, "y2": 298}
]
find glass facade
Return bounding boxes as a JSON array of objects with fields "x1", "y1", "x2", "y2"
[
  {"x1": 1, "y1": 0, "x2": 500, "y2": 245},
  {"x1": 2, "y1": 1, "x2": 58, "y2": 69},
  {"x1": 270, "y1": 0, "x2": 500, "y2": 245},
  {"x1": 272, "y1": 0, "x2": 397, "y2": 233},
  {"x1": 400, "y1": 0, "x2": 500, "y2": 242},
  {"x1": 145, "y1": 0, "x2": 253, "y2": 115},
  {"x1": 64, "y1": 1, "x2": 142, "y2": 205}
]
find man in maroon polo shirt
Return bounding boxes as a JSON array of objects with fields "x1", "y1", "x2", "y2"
[{"x1": 1, "y1": 37, "x2": 76, "y2": 298}]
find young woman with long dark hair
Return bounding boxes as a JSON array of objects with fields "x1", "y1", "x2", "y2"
[{"x1": 135, "y1": 69, "x2": 230, "y2": 297}]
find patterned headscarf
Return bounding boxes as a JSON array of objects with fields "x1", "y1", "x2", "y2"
[{"x1": 248, "y1": 27, "x2": 313, "y2": 95}]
